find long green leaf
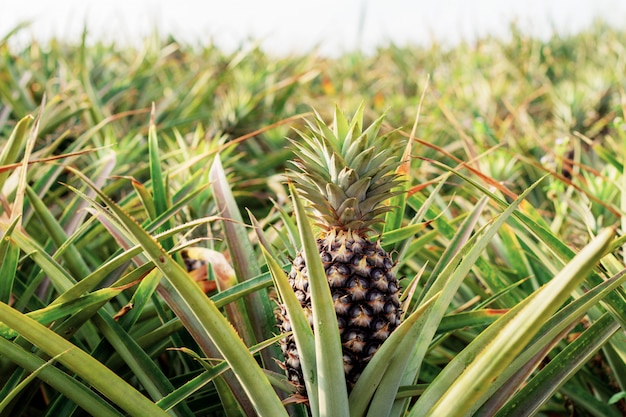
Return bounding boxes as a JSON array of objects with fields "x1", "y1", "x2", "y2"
[
  {"x1": 424, "y1": 227, "x2": 614, "y2": 417},
  {"x1": 348, "y1": 292, "x2": 440, "y2": 417},
  {"x1": 0, "y1": 216, "x2": 20, "y2": 303},
  {"x1": 435, "y1": 162, "x2": 626, "y2": 362},
  {"x1": 69, "y1": 167, "x2": 288, "y2": 417},
  {"x1": 0, "y1": 220, "x2": 77, "y2": 293},
  {"x1": 389, "y1": 197, "x2": 486, "y2": 417},
  {"x1": 384, "y1": 94, "x2": 423, "y2": 233},
  {"x1": 252, "y1": 212, "x2": 318, "y2": 415},
  {"x1": 290, "y1": 182, "x2": 350, "y2": 417},
  {"x1": 0, "y1": 285, "x2": 132, "y2": 339},
  {"x1": 495, "y1": 313, "x2": 622, "y2": 417},
  {"x1": 0, "y1": 303, "x2": 170, "y2": 417},
  {"x1": 148, "y1": 103, "x2": 174, "y2": 252},
  {"x1": 260, "y1": 244, "x2": 319, "y2": 414},
  {"x1": 210, "y1": 155, "x2": 278, "y2": 354},
  {"x1": 90, "y1": 311, "x2": 197, "y2": 417},
  {"x1": 0, "y1": 337, "x2": 123, "y2": 417},
  {"x1": 0, "y1": 115, "x2": 32, "y2": 191},
  {"x1": 157, "y1": 333, "x2": 286, "y2": 411},
  {"x1": 476, "y1": 267, "x2": 626, "y2": 415},
  {"x1": 395, "y1": 176, "x2": 546, "y2": 417},
  {"x1": 25, "y1": 185, "x2": 91, "y2": 279}
]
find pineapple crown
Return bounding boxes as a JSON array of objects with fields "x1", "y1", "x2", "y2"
[{"x1": 289, "y1": 105, "x2": 404, "y2": 234}]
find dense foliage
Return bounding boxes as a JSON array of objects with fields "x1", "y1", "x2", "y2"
[{"x1": 1, "y1": 21, "x2": 625, "y2": 417}]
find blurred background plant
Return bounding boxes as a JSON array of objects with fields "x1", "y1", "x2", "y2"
[{"x1": 0, "y1": 21, "x2": 625, "y2": 417}]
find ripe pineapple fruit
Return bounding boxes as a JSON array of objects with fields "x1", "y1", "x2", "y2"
[{"x1": 277, "y1": 106, "x2": 404, "y2": 393}]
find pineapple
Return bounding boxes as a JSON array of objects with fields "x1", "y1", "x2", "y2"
[{"x1": 277, "y1": 106, "x2": 404, "y2": 393}]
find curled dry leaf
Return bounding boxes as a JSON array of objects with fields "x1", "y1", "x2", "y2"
[{"x1": 182, "y1": 247, "x2": 232, "y2": 293}]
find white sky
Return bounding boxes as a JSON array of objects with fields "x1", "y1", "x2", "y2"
[{"x1": 2, "y1": 1, "x2": 625, "y2": 55}]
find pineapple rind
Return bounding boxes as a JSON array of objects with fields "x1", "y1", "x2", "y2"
[{"x1": 280, "y1": 231, "x2": 401, "y2": 391}]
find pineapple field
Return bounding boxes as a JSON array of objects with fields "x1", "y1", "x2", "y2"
[{"x1": 1, "y1": 21, "x2": 626, "y2": 417}]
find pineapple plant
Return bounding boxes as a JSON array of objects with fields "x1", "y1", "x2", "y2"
[{"x1": 277, "y1": 106, "x2": 405, "y2": 393}]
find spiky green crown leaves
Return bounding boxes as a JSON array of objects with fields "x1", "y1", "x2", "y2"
[{"x1": 289, "y1": 105, "x2": 404, "y2": 234}]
